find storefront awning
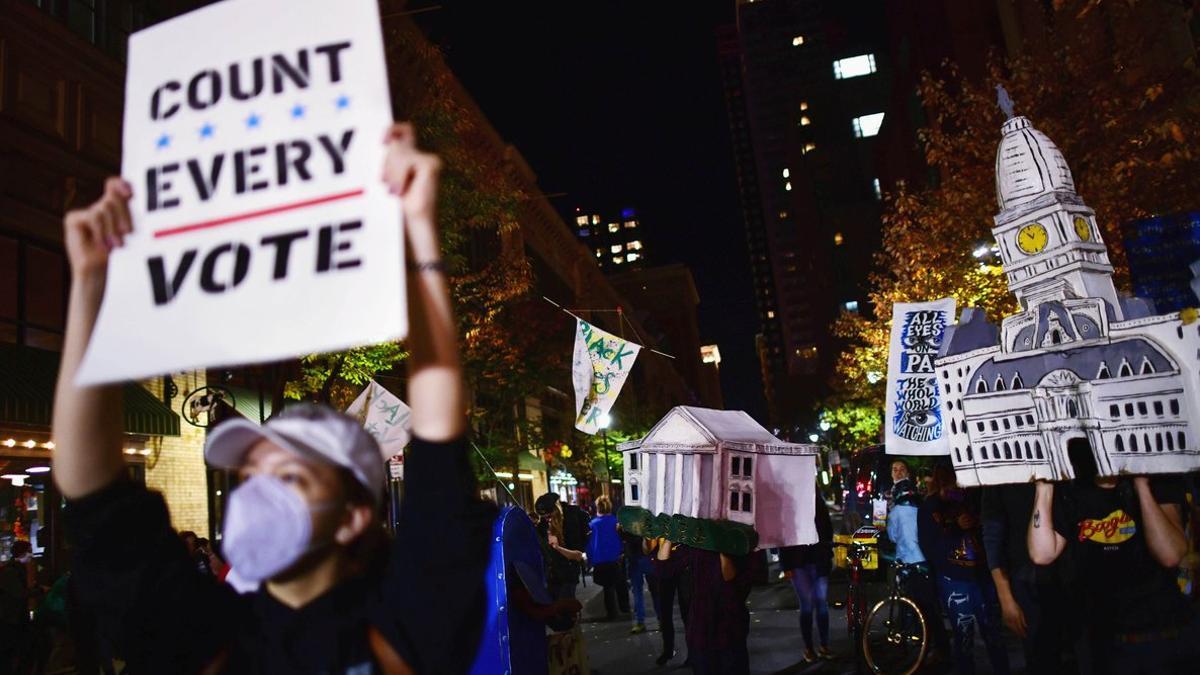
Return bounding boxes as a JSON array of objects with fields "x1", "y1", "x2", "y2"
[
  {"x1": 221, "y1": 385, "x2": 275, "y2": 424},
  {"x1": 0, "y1": 343, "x2": 180, "y2": 437},
  {"x1": 518, "y1": 452, "x2": 547, "y2": 473}
]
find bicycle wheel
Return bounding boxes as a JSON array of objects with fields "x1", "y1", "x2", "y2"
[{"x1": 863, "y1": 596, "x2": 927, "y2": 675}]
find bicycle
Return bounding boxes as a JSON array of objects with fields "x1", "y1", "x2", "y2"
[
  {"x1": 841, "y1": 527, "x2": 879, "y2": 674},
  {"x1": 862, "y1": 561, "x2": 929, "y2": 675}
]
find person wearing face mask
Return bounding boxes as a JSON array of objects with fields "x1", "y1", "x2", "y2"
[
  {"x1": 0, "y1": 540, "x2": 34, "y2": 673},
  {"x1": 50, "y1": 123, "x2": 496, "y2": 674}
]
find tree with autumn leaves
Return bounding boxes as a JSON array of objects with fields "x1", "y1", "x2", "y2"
[{"x1": 824, "y1": 1, "x2": 1200, "y2": 450}]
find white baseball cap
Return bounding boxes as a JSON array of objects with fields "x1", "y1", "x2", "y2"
[{"x1": 205, "y1": 404, "x2": 386, "y2": 504}]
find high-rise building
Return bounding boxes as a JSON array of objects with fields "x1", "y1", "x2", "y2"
[
  {"x1": 721, "y1": 0, "x2": 892, "y2": 428},
  {"x1": 572, "y1": 206, "x2": 647, "y2": 273}
]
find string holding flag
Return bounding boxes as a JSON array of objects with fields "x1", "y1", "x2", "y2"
[{"x1": 541, "y1": 296, "x2": 670, "y2": 435}]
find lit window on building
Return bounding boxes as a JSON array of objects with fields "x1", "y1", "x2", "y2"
[
  {"x1": 796, "y1": 345, "x2": 819, "y2": 360},
  {"x1": 767, "y1": 311, "x2": 776, "y2": 319},
  {"x1": 610, "y1": 244, "x2": 622, "y2": 254},
  {"x1": 782, "y1": 168, "x2": 790, "y2": 178},
  {"x1": 627, "y1": 253, "x2": 640, "y2": 262},
  {"x1": 627, "y1": 240, "x2": 643, "y2": 251},
  {"x1": 800, "y1": 101, "x2": 809, "y2": 111},
  {"x1": 608, "y1": 222, "x2": 620, "y2": 233},
  {"x1": 779, "y1": 211, "x2": 788, "y2": 219},
  {"x1": 623, "y1": 220, "x2": 637, "y2": 229},
  {"x1": 833, "y1": 54, "x2": 876, "y2": 79},
  {"x1": 852, "y1": 112, "x2": 886, "y2": 138},
  {"x1": 800, "y1": 116, "x2": 811, "y2": 126},
  {"x1": 591, "y1": 215, "x2": 600, "y2": 225},
  {"x1": 802, "y1": 143, "x2": 816, "y2": 154},
  {"x1": 701, "y1": 344, "x2": 722, "y2": 365},
  {"x1": 834, "y1": 232, "x2": 844, "y2": 245},
  {"x1": 576, "y1": 215, "x2": 589, "y2": 226},
  {"x1": 872, "y1": 178, "x2": 882, "y2": 199},
  {"x1": 612, "y1": 256, "x2": 623, "y2": 265},
  {"x1": 844, "y1": 300, "x2": 860, "y2": 313},
  {"x1": 595, "y1": 249, "x2": 603, "y2": 258},
  {"x1": 792, "y1": 35, "x2": 805, "y2": 46},
  {"x1": 785, "y1": 181, "x2": 792, "y2": 191}
]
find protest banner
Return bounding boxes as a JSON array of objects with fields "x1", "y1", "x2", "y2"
[
  {"x1": 346, "y1": 379, "x2": 411, "y2": 464},
  {"x1": 572, "y1": 320, "x2": 640, "y2": 435},
  {"x1": 884, "y1": 299, "x2": 956, "y2": 456},
  {"x1": 77, "y1": 0, "x2": 404, "y2": 385}
]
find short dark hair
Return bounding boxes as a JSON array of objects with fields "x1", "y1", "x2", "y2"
[
  {"x1": 891, "y1": 459, "x2": 911, "y2": 474},
  {"x1": 11, "y1": 541, "x2": 31, "y2": 558}
]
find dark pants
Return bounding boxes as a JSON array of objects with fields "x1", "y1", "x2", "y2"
[
  {"x1": 689, "y1": 643, "x2": 750, "y2": 675},
  {"x1": 896, "y1": 564, "x2": 948, "y2": 653},
  {"x1": 935, "y1": 575, "x2": 1010, "y2": 675},
  {"x1": 628, "y1": 555, "x2": 659, "y2": 624},
  {"x1": 658, "y1": 570, "x2": 691, "y2": 656},
  {"x1": 1010, "y1": 565, "x2": 1076, "y2": 675},
  {"x1": 787, "y1": 564, "x2": 829, "y2": 650},
  {"x1": 594, "y1": 561, "x2": 630, "y2": 618},
  {"x1": 1091, "y1": 612, "x2": 1200, "y2": 675}
]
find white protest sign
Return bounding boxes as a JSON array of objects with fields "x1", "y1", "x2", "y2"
[
  {"x1": 884, "y1": 299, "x2": 956, "y2": 456},
  {"x1": 77, "y1": 0, "x2": 405, "y2": 385},
  {"x1": 345, "y1": 379, "x2": 411, "y2": 459}
]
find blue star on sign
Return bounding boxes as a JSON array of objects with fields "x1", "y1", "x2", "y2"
[
  {"x1": 291, "y1": 104, "x2": 305, "y2": 119},
  {"x1": 156, "y1": 133, "x2": 170, "y2": 149},
  {"x1": 246, "y1": 113, "x2": 261, "y2": 129},
  {"x1": 336, "y1": 95, "x2": 350, "y2": 110},
  {"x1": 199, "y1": 122, "x2": 215, "y2": 139}
]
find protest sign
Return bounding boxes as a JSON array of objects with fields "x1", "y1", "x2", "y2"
[
  {"x1": 572, "y1": 320, "x2": 640, "y2": 435},
  {"x1": 345, "y1": 379, "x2": 411, "y2": 459},
  {"x1": 885, "y1": 299, "x2": 956, "y2": 456},
  {"x1": 77, "y1": 0, "x2": 404, "y2": 385}
]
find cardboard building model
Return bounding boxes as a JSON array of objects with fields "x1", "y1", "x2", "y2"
[
  {"x1": 619, "y1": 406, "x2": 819, "y2": 550},
  {"x1": 936, "y1": 111, "x2": 1200, "y2": 486}
]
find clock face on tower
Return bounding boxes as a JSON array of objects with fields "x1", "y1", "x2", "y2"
[
  {"x1": 1017, "y1": 223, "x2": 1048, "y2": 254},
  {"x1": 1073, "y1": 216, "x2": 1091, "y2": 241}
]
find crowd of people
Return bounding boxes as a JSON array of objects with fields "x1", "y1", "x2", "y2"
[
  {"x1": 879, "y1": 455, "x2": 1200, "y2": 675},
  {"x1": 26, "y1": 115, "x2": 1200, "y2": 675}
]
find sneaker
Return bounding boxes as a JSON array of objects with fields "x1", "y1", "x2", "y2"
[
  {"x1": 803, "y1": 649, "x2": 818, "y2": 663},
  {"x1": 817, "y1": 646, "x2": 835, "y2": 660},
  {"x1": 655, "y1": 649, "x2": 677, "y2": 666},
  {"x1": 630, "y1": 623, "x2": 646, "y2": 634}
]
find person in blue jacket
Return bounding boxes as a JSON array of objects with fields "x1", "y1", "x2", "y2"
[{"x1": 587, "y1": 496, "x2": 630, "y2": 620}]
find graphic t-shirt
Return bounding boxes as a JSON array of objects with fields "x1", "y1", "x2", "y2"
[{"x1": 1052, "y1": 477, "x2": 1192, "y2": 634}]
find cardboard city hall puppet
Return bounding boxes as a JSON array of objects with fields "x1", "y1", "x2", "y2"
[
  {"x1": 617, "y1": 406, "x2": 820, "y2": 555},
  {"x1": 922, "y1": 92, "x2": 1200, "y2": 487}
]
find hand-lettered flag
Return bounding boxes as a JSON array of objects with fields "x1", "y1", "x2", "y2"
[
  {"x1": 572, "y1": 320, "x2": 641, "y2": 435},
  {"x1": 346, "y1": 379, "x2": 411, "y2": 460}
]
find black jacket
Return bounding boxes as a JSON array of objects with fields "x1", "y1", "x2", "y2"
[{"x1": 64, "y1": 436, "x2": 495, "y2": 674}]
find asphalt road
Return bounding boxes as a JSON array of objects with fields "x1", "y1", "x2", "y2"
[{"x1": 575, "y1": 570, "x2": 1027, "y2": 675}]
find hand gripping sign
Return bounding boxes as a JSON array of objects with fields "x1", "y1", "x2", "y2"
[{"x1": 78, "y1": 0, "x2": 405, "y2": 385}]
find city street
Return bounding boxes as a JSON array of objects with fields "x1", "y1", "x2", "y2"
[{"x1": 577, "y1": 570, "x2": 1026, "y2": 675}]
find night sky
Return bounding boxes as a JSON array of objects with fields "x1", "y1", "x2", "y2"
[{"x1": 415, "y1": 1, "x2": 767, "y2": 420}]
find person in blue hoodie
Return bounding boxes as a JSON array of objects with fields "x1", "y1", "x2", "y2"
[{"x1": 587, "y1": 496, "x2": 630, "y2": 620}]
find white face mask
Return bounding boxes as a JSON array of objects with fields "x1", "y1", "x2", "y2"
[{"x1": 221, "y1": 474, "x2": 338, "y2": 583}]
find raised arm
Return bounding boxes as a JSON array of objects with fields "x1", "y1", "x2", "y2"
[
  {"x1": 51, "y1": 179, "x2": 134, "y2": 499},
  {"x1": 382, "y1": 123, "x2": 463, "y2": 442},
  {"x1": 1133, "y1": 476, "x2": 1187, "y2": 568},
  {"x1": 1027, "y1": 481, "x2": 1065, "y2": 565}
]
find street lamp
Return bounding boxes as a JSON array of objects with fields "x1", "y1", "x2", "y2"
[
  {"x1": 809, "y1": 433, "x2": 820, "y2": 443},
  {"x1": 598, "y1": 413, "x2": 614, "y2": 497}
]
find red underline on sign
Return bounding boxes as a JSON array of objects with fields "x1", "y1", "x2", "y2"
[{"x1": 153, "y1": 189, "x2": 366, "y2": 238}]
